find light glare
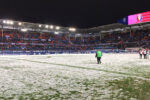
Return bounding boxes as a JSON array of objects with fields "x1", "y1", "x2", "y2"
[
  {"x1": 56, "y1": 26, "x2": 60, "y2": 30},
  {"x1": 21, "y1": 29, "x2": 28, "y2": 32},
  {"x1": 3, "y1": 20, "x2": 6, "y2": 24},
  {"x1": 50, "y1": 25, "x2": 54, "y2": 29},
  {"x1": 69, "y1": 28, "x2": 76, "y2": 32},
  {"x1": 39, "y1": 25, "x2": 42, "y2": 27},
  {"x1": 54, "y1": 32, "x2": 59, "y2": 34},
  {"x1": 45, "y1": 25, "x2": 49, "y2": 28},
  {"x1": 18, "y1": 22, "x2": 22, "y2": 26}
]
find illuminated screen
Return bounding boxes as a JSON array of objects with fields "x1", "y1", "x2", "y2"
[{"x1": 128, "y1": 11, "x2": 150, "y2": 25}]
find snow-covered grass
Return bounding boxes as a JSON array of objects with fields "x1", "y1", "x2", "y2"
[{"x1": 0, "y1": 53, "x2": 150, "y2": 100}]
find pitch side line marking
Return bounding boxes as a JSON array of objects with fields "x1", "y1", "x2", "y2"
[{"x1": 9, "y1": 58, "x2": 150, "y2": 81}]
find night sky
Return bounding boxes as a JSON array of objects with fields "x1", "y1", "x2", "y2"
[{"x1": 0, "y1": 0, "x2": 150, "y2": 28}]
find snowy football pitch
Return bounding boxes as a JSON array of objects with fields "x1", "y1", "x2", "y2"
[{"x1": 0, "y1": 53, "x2": 150, "y2": 100}]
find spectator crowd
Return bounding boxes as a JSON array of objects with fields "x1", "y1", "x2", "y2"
[{"x1": 0, "y1": 28, "x2": 150, "y2": 51}]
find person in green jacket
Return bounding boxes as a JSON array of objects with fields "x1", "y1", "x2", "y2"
[{"x1": 95, "y1": 50, "x2": 102, "y2": 64}]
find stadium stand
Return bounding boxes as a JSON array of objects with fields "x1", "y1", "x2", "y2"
[{"x1": 0, "y1": 19, "x2": 150, "y2": 54}]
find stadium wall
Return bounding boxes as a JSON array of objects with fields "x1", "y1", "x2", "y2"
[{"x1": 0, "y1": 49, "x2": 139, "y2": 55}]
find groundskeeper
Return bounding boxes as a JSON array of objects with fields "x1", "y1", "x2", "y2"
[{"x1": 95, "y1": 50, "x2": 102, "y2": 64}]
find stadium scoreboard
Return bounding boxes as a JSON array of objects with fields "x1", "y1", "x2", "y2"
[{"x1": 118, "y1": 11, "x2": 150, "y2": 25}]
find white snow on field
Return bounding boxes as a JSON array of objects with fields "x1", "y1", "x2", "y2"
[{"x1": 0, "y1": 53, "x2": 150, "y2": 99}]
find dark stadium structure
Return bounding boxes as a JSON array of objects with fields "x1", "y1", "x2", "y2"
[{"x1": 0, "y1": 18, "x2": 150, "y2": 55}]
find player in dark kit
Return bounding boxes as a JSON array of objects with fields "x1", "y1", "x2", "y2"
[{"x1": 95, "y1": 50, "x2": 102, "y2": 64}]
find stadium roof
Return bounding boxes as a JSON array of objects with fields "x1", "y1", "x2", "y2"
[
  {"x1": 0, "y1": 19, "x2": 71, "y2": 34},
  {"x1": 0, "y1": 19, "x2": 150, "y2": 35},
  {"x1": 79, "y1": 23, "x2": 127, "y2": 33}
]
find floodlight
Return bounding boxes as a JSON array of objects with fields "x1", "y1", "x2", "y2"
[
  {"x1": 45, "y1": 25, "x2": 49, "y2": 28},
  {"x1": 4, "y1": 20, "x2": 14, "y2": 25},
  {"x1": 18, "y1": 22, "x2": 22, "y2": 26},
  {"x1": 39, "y1": 24, "x2": 42, "y2": 27},
  {"x1": 6, "y1": 20, "x2": 10, "y2": 24},
  {"x1": 3, "y1": 20, "x2": 6, "y2": 24},
  {"x1": 56, "y1": 26, "x2": 60, "y2": 30},
  {"x1": 54, "y1": 32, "x2": 59, "y2": 34},
  {"x1": 21, "y1": 29, "x2": 28, "y2": 32},
  {"x1": 50, "y1": 25, "x2": 54, "y2": 29},
  {"x1": 69, "y1": 28, "x2": 76, "y2": 32},
  {"x1": 10, "y1": 21, "x2": 14, "y2": 25}
]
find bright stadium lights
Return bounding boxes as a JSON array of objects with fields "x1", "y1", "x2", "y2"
[
  {"x1": 39, "y1": 24, "x2": 42, "y2": 28},
  {"x1": 56, "y1": 26, "x2": 60, "y2": 30},
  {"x1": 21, "y1": 29, "x2": 28, "y2": 32},
  {"x1": 3, "y1": 20, "x2": 6, "y2": 24},
  {"x1": 18, "y1": 22, "x2": 22, "y2": 26},
  {"x1": 54, "y1": 32, "x2": 59, "y2": 35},
  {"x1": 6, "y1": 20, "x2": 10, "y2": 24},
  {"x1": 45, "y1": 25, "x2": 49, "y2": 28},
  {"x1": 3, "y1": 20, "x2": 14, "y2": 25},
  {"x1": 10, "y1": 21, "x2": 14, "y2": 25},
  {"x1": 50, "y1": 25, "x2": 54, "y2": 29},
  {"x1": 69, "y1": 27, "x2": 76, "y2": 32}
]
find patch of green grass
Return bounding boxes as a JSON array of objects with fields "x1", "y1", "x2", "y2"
[
  {"x1": 69, "y1": 90, "x2": 81, "y2": 95},
  {"x1": 123, "y1": 65, "x2": 150, "y2": 79},
  {"x1": 107, "y1": 77, "x2": 150, "y2": 100},
  {"x1": 47, "y1": 56, "x2": 51, "y2": 58},
  {"x1": 0, "y1": 66, "x2": 14, "y2": 70}
]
